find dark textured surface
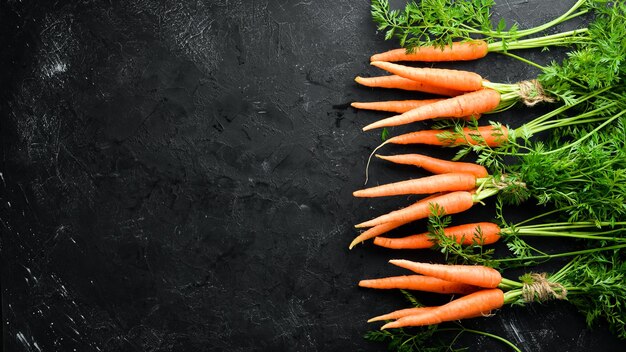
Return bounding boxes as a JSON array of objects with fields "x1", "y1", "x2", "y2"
[{"x1": 0, "y1": 1, "x2": 623, "y2": 351}]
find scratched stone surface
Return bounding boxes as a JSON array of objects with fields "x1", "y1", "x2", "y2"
[{"x1": 0, "y1": 0, "x2": 623, "y2": 351}]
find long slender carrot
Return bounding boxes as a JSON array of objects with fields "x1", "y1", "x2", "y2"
[
  {"x1": 371, "y1": 61, "x2": 485, "y2": 92},
  {"x1": 352, "y1": 100, "x2": 482, "y2": 121},
  {"x1": 380, "y1": 288, "x2": 504, "y2": 329},
  {"x1": 389, "y1": 260, "x2": 502, "y2": 288},
  {"x1": 385, "y1": 125, "x2": 509, "y2": 148},
  {"x1": 373, "y1": 222, "x2": 502, "y2": 249},
  {"x1": 355, "y1": 191, "x2": 475, "y2": 228},
  {"x1": 376, "y1": 154, "x2": 489, "y2": 178},
  {"x1": 353, "y1": 173, "x2": 479, "y2": 198},
  {"x1": 359, "y1": 275, "x2": 479, "y2": 294},
  {"x1": 355, "y1": 75, "x2": 464, "y2": 96},
  {"x1": 349, "y1": 193, "x2": 449, "y2": 249},
  {"x1": 362, "y1": 89, "x2": 500, "y2": 131},
  {"x1": 367, "y1": 306, "x2": 437, "y2": 323},
  {"x1": 352, "y1": 99, "x2": 443, "y2": 113},
  {"x1": 371, "y1": 41, "x2": 489, "y2": 62}
]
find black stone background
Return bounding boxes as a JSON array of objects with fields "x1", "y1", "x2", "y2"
[{"x1": 0, "y1": 0, "x2": 623, "y2": 351}]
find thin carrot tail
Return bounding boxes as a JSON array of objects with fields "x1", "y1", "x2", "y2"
[{"x1": 365, "y1": 139, "x2": 391, "y2": 185}]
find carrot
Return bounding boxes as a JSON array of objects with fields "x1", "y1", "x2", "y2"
[
  {"x1": 376, "y1": 154, "x2": 489, "y2": 178},
  {"x1": 371, "y1": 61, "x2": 484, "y2": 92},
  {"x1": 362, "y1": 89, "x2": 500, "y2": 131},
  {"x1": 369, "y1": 302, "x2": 492, "y2": 323},
  {"x1": 370, "y1": 41, "x2": 489, "y2": 62},
  {"x1": 355, "y1": 191, "x2": 475, "y2": 228},
  {"x1": 355, "y1": 75, "x2": 464, "y2": 96},
  {"x1": 382, "y1": 125, "x2": 509, "y2": 148},
  {"x1": 352, "y1": 99, "x2": 443, "y2": 113},
  {"x1": 349, "y1": 193, "x2": 449, "y2": 249},
  {"x1": 359, "y1": 275, "x2": 478, "y2": 294},
  {"x1": 353, "y1": 173, "x2": 478, "y2": 198},
  {"x1": 389, "y1": 260, "x2": 502, "y2": 288},
  {"x1": 380, "y1": 288, "x2": 504, "y2": 329},
  {"x1": 367, "y1": 306, "x2": 437, "y2": 323},
  {"x1": 374, "y1": 222, "x2": 502, "y2": 249}
]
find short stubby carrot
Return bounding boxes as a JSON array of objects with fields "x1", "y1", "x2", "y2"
[
  {"x1": 353, "y1": 173, "x2": 479, "y2": 197},
  {"x1": 389, "y1": 260, "x2": 502, "y2": 288},
  {"x1": 355, "y1": 191, "x2": 475, "y2": 228},
  {"x1": 370, "y1": 41, "x2": 489, "y2": 62},
  {"x1": 349, "y1": 193, "x2": 449, "y2": 249},
  {"x1": 354, "y1": 75, "x2": 464, "y2": 96},
  {"x1": 374, "y1": 222, "x2": 502, "y2": 249},
  {"x1": 385, "y1": 125, "x2": 509, "y2": 148},
  {"x1": 362, "y1": 89, "x2": 500, "y2": 131},
  {"x1": 371, "y1": 61, "x2": 484, "y2": 92},
  {"x1": 376, "y1": 154, "x2": 489, "y2": 178},
  {"x1": 359, "y1": 275, "x2": 478, "y2": 294},
  {"x1": 381, "y1": 288, "x2": 504, "y2": 329}
]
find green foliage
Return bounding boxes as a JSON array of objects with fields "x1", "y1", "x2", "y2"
[{"x1": 382, "y1": 127, "x2": 390, "y2": 141}]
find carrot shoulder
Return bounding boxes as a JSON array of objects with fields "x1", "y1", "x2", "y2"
[
  {"x1": 355, "y1": 191, "x2": 475, "y2": 228},
  {"x1": 381, "y1": 288, "x2": 504, "y2": 329},
  {"x1": 376, "y1": 154, "x2": 489, "y2": 178},
  {"x1": 371, "y1": 61, "x2": 485, "y2": 92},
  {"x1": 389, "y1": 260, "x2": 502, "y2": 288},
  {"x1": 353, "y1": 173, "x2": 479, "y2": 197},
  {"x1": 374, "y1": 222, "x2": 502, "y2": 249},
  {"x1": 362, "y1": 89, "x2": 500, "y2": 131},
  {"x1": 359, "y1": 275, "x2": 478, "y2": 294},
  {"x1": 371, "y1": 41, "x2": 489, "y2": 62}
]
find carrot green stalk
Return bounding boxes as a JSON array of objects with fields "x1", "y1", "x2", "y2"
[
  {"x1": 389, "y1": 260, "x2": 502, "y2": 288},
  {"x1": 375, "y1": 154, "x2": 488, "y2": 178},
  {"x1": 355, "y1": 75, "x2": 464, "y2": 96},
  {"x1": 380, "y1": 288, "x2": 504, "y2": 329},
  {"x1": 358, "y1": 275, "x2": 478, "y2": 294}
]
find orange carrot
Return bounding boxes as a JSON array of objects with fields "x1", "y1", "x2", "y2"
[
  {"x1": 359, "y1": 275, "x2": 478, "y2": 294},
  {"x1": 351, "y1": 100, "x2": 481, "y2": 121},
  {"x1": 367, "y1": 306, "x2": 437, "y2": 323},
  {"x1": 380, "y1": 288, "x2": 504, "y2": 329},
  {"x1": 362, "y1": 89, "x2": 500, "y2": 131},
  {"x1": 349, "y1": 193, "x2": 449, "y2": 249},
  {"x1": 353, "y1": 173, "x2": 478, "y2": 197},
  {"x1": 384, "y1": 125, "x2": 509, "y2": 147},
  {"x1": 374, "y1": 222, "x2": 502, "y2": 249},
  {"x1": 376, "y1": 154, "x2": 489, "y2": 178},
  {"x1": 355, "y1": 191, "x2": 475, "y2": 228},
  {"x1": 352, "y1": 99, "x2": 443, "y2": 113},
  {"x1": 355, "y1": 75, "x2": 464, "y2": 96},
  {"x1": 389, "y1": 260, "x2": 502, "y2": 288},
  {"x1": 371, "y1": 41, "x2": 489, "y2": 62},
  {"x1": 371, "y1": 61, "x2": 484, "y2": 92}
]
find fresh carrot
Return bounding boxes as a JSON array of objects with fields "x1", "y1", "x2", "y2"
[
  {"x1": 353, "y1": 173, "x2": 478, "y2": 198},
  {"x1": 374, "y1": 222, "x2": 501, "y2": 249},
  {"x1": 370, "y1": 41, "x2": 489, "y2": 62},
  {"x1": 362, "y1": 89, "x2": 500, "y2": 131},
  {"x1": 381, "y1": 125, "x2": 509, "y2": 149},
  {"x1": 352, "y1": 99, "x2": 443, "y2": 113},
  {"x1": 355, "y1": 191, "x2": 475, "y2": 228},
  {"x1": 359, "y1": 275, "x2": 478, "y2": 294},
  {"x1": 351, "y1": 100, "x2": 482, "y2": 121},
  {"x1": 349, "y1": 193, "x2": 449, "y2": 249},
  {"x1": 376, "y1": 154, "x2": 489, "y2": 178},
  {"x1": 355, "y1": 75, "x2": 464, "y2": 96},
  {"x1": 389, "y1": 260, "x2": 502, "y2": 288},
  {"x1": 371, "y1": 61, "x2": 484, "y2": 92},
  {"x1": 367, "y1": 306, "x2": 437, "y2": 323},
  {"x1": 380, "y1": 288, "x2": 504, "y2": 329}
]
